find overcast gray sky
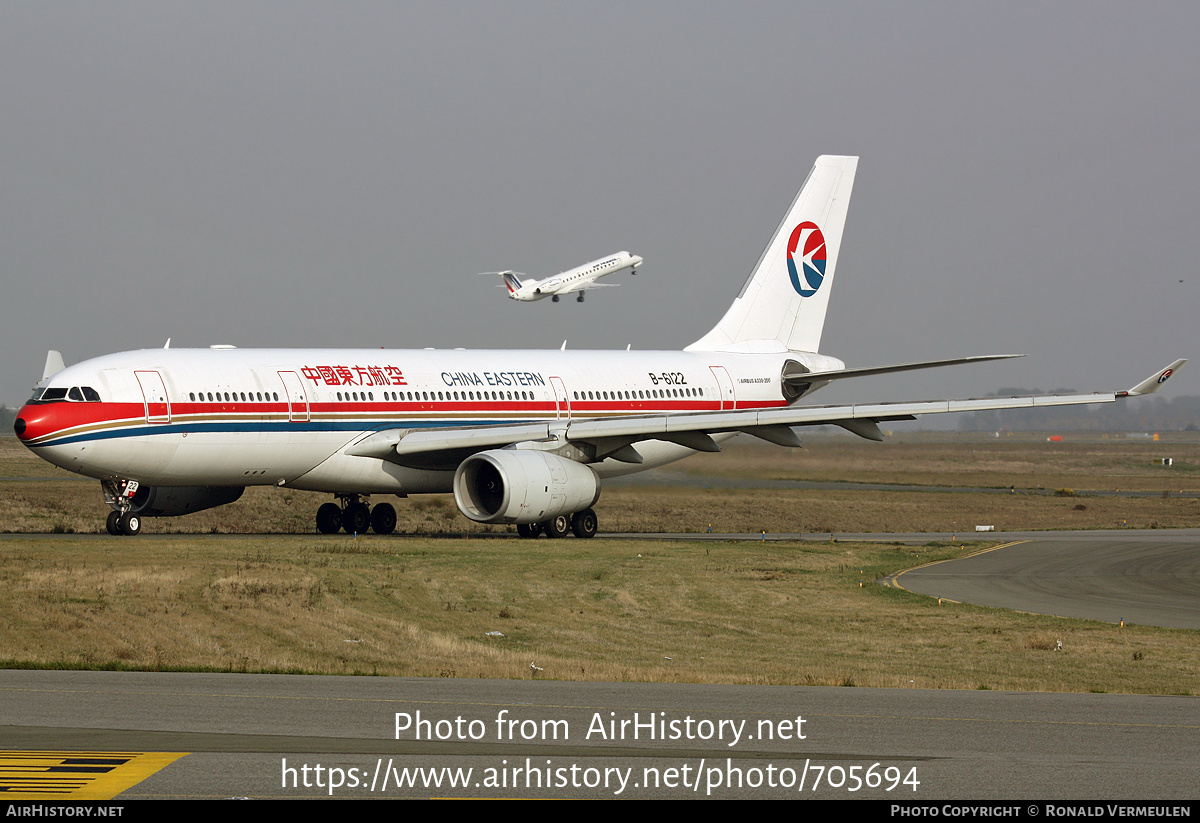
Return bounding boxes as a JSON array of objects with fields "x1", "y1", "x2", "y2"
[{"x1": 3, "y1": 1, "x2": 1197, "y2": 410}]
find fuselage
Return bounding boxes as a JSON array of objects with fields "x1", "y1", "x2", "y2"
[
  {"x1": 508, "y1": 251, "x2": 642, "y2": 301},
  {"x1": 16, "y1": 346, "x2": 843, "y2": 495}
]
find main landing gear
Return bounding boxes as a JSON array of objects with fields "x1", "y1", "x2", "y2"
[
  {"x1": 516, "y1": 508, "x2": 597, "y2": 539},
  {"x1": 316, "y1": 495, "x2": 397, "y2": 535}
]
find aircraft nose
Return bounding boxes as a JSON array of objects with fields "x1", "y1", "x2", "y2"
[{"x1": 13, "y1": 404, "x2": 56, "y2": 443}]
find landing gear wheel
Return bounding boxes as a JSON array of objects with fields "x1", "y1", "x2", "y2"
[
  {"x1": 118, "y1": 512, "x2": 141, "y2": 536},
  {"x1": 343, "y1": 503, "x2": 371, "y2": 534},
  {"x1": 316, "y1": 503, "x2": 342, "y2": 534},
  {"x1": 576, "y1": 293, "x2": 584, "y2": 303},
  {"x1": 543, "y1": 514, "x2": 570, "y2": 538},
  {"x1": 570, "y1": 508, "x2": 598, "y2": 539},
  {"x1": 106, "y1": 511, "x2": 121, "y2": 536},
  {"x1": 551, "y1": 294, "x2": 560, "y2": 303},
  {"x1": 517, "y1": 522, "x2": 541, "y2": 539},
  {"x1": 371, "y1": 503, "x2": 397, "y2": 535}
]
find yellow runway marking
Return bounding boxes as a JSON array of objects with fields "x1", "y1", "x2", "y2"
[
  {"x1": 0, "y1": 751, "x2": 187, "y2": 800},
  {"x1": 887, "y1": 541, "x2": 1028, "y2": 591}
]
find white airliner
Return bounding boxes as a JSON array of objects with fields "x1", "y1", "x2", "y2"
[
  {"x1": 14, "y1": 156, "x2": 1186, "y2": 538},
  {"x1": 490, "y1": 251, "x2": 643, "y2": 302}
]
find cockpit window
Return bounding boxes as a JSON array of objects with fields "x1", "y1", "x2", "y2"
[{"x1": 28, "y1": 386, "x2": 101, "y2": 403}]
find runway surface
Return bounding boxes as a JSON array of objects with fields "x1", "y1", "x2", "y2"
[
  {"x1": 881, "y1": 531, "x2": 1200, "y2": 630},
  {"x1": 1, "y1": 670, "x2": 1196, "y2": 800}
]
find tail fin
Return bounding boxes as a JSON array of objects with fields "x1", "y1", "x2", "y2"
[
  {"x1": 685, "y1": 155, "x2": 858, "y2": 353},
  {"x1": 501, "y1": 271, "x2": 524, "y2": 293}
]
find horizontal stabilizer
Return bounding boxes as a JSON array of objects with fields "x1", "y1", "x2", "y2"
[{"x1": 785, "y1": 354, "x2": 1022, "y2": 386}]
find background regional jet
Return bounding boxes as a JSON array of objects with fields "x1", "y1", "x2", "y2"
[
  {"x1": 14, "y1": 156, "x2": 1186, "y2": 537},
  {"x1": 488, "y1": 251, "x2": 643, "y2": 302}
]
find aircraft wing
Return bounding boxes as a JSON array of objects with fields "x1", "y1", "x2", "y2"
[
  {"x1": 346, "y1": 360, "x2": 1185, "y2": 470},
  {"x1": 575, "y1": 282, "x2": 619, "y2": 291}
]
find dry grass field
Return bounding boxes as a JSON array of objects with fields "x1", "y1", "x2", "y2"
[
  {"x1": 1, "y1": 535, "x2": 1196, "y2": 694},
  {"x1": 1, "y1": 431, "x2": 1197, "y2": 694},
  {"x1": 2, "y1": 432, "x2": 1198, "y2": 535},
  {"x1": 674, "y1": 430, "x2": 1200, "y2": 491}
]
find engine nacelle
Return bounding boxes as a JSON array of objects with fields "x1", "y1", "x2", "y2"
[
  {"x1": 453, "y1": 449, "x2": 600, "y2": 524},
  {"x1": 122, "y1": 484, "x2": 245, "y2": 517}
]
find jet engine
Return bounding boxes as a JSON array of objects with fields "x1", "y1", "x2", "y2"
[
  {"x1": 453, "y1": 449, "x2": 600, "y2": 524},
  {"x1": 117, "y1": 484, "x2": 245, "y2": 517}
]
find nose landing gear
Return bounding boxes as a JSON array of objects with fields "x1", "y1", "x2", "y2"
[{"x1": 102, "y1": 478, "x2": 142, "y2": 535}]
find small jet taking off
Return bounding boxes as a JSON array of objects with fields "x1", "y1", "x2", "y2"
[{"x1": 491, "y1": 251, "x2": 643, "y2": 303}]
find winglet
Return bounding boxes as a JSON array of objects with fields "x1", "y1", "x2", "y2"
[{"x1": 1119, "y1": 359, "x2": 1187, "y2": 396}]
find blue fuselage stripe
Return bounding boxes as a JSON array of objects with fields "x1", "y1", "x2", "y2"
[{"x1": 30, "y1": 418, "x2": 525, "y2": 448}]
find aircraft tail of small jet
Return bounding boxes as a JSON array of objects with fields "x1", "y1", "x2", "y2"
[
  {"x1": 501, "y1": 271, "x2": 524, "y2": 294},
  {"x1": 686, "y1": 155, "x2": 858, "y2": 354}
]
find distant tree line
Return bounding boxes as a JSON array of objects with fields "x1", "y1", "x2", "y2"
[{"x1": 958, "y1": 392, "x2": 1200, "y2": 432}]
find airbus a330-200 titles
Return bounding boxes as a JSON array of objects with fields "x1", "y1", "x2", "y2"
[{"x1": 13, "y1": 156, "x2": 1186, "y2": 537}]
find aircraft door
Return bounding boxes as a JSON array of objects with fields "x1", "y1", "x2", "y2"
[
  {"x1": 549, "y1": 376, "x2": 570, "y2": 420},
  {"x1": 709, "y1": 366, "x2": 736, "y2": 410},
  {"x1": 277, "y1": 371, "x2": 310, "y2": 422},
  {"x1": 134, "y1": 370, "x2": 171, "y2": 424}
]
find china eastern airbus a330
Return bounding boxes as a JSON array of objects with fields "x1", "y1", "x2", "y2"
[
  {"x1": 489, "y1": 251, "x2": 643, "y2": 302},
  {"x1": 13, "y1": 156, "x2": 1186, "y2": 537}
]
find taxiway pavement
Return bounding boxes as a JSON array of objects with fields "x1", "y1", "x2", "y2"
[{"x1": 1, "y1": 670, "x2": 1195, "y2": 800}]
